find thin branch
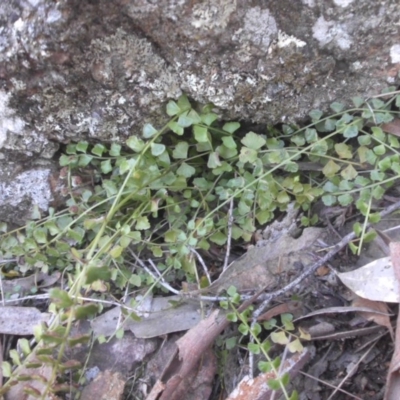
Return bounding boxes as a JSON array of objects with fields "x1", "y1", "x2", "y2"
[
  {"x1": 223, "y1": 196, "x2": 234, "y2": 271},
  {"x1": 128, "y1": 248, "x2": 180, "y2": 295},
  {"x1": 189, "y1": 247, "x2": 211, "y2": 285}
]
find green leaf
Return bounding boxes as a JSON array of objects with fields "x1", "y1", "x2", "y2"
[
  {"x1": 222, "y1": 136, "x2": 237, "y2": 149},
  {"x1": 371, "y1": 98, "x2": 385, "y2": 109},
  {"x1": 291, "y1": 134, "x2": 306, "y2": 146},
  {"x1": 340, "y1": 164, "x2": 358, "y2": 180},
  {"x1": 86, "y1": 266, "x2": 112, "y2": 284},
  {"x1": 126, "y1": 136, "x2": 145, "y2": 152},
  {"x1": 179, "y1": 109, "x2": 201, "y2": 127},
  {"x1": 369, "y1": 213, "x2": 381, "y2": 224},
  {"x1": 76, "y1": 141, "x2": 89, "y2": 153},
  {"x1": 277, "y1": 191, "x2": 290, "y2": 204},
  {"x1": 241, "y1": 132, "x2": 266, "y2": 150},
  {"x1": 129, "y1": 274, "x2": 142, "y2": 287},
  {"x1": 305, "y1": 128, "x2": 318, "y2": 143},
  {"x1": 177, "y1": 162, "x2": 196, "y2": 178},
  {"x1": 223, "y1": 122, "x2": 240, "y2": 133},
  {"x1": 330, "y1": 101, "x2": 345, "y2": 113},
  {"x1": 103, "y1": 179, "x2": 118, "y2": 196},
  {"x1": 343, "y1": 125, "x2": 359, "y2": 138},
  {"x1": 352, "y1": 96, "x2": 364, "y2": 107},
  {"x1": 136, "y1": 216, "x2": 150, "y2": 230},
  {"x1": 33, "y1": 229, "x2": 47, "y2": 244},
  {"x1": 372, "y1": 185, "x2": 385, "y2": 200},
  {"x1": 248, "y1": 343, "x2": 260, "y2": 354},
  {"x1": 335, "y1": 143, "x2": 352, "y2": 159},
  {"x1": 177, "y1": 94, "x2": 191, "y2": 111},
  {"x1": 193, "y1": 125, "x2": 209, "y2": 142},
  {"x1": 110, "y1": 143, "x2": 121, "y2": 156},
  {"x1": 75, "y1": 304, "x2": 99, "y2": 320},
  {"x1": 373, "y1": 144, "x2": 386, "y2": 156},
  {"x1": 226, "y1": 312, "x2": 238, "y2": 322},
  {"x1": 338, "y1": 193, "x2": 353, "y2": 206},
  {"x1": 363, "y1": 230, "x2": 377, "y2": 243},
  {"x1": 50, "y1": 288, "x2": 74, "y2": 308},
  {"x1": 92, "y1": 143, "x2": 106, "y2": 156},
  {"x1": 151, "y1": 143, "x2": 166, "y2": 156},
  {"x1": 239, "y1": 147, "x2": 258, "y2": 163},
  {"x1": 370, "y1": 170, "x2": 385, "y2": 181},
  {"x1": 358, "y1": 135, "x2": 371, "y2": 146},
  {"x1": 309, "y1": 109, "x2": 323, "y2": 121},
  {"x1": 238, "y1": 323, "x2": 249, "y2": 335},
  {"x1": 168, "y1": 120, "x2": 184, "y2": 135},
  {"x1": 110, "y1": 245, "x2": 123, "y2": 258},
  {"x1": 100, "y1": 159, "x2": 112, "y2": 174},
  {"x1": 207, "y1": 152, "x2": 222, "y2": 168},
  {"x1": 322, "y1": 194, "x2": 337, "y2": 206},
  {"x1": 143, "y1": 123, "x2": 158, "y2": 138},
  {"x1": 172, "y1": 142, "x2": 189, "y2": 159},
  {"x1": 322, "y1": 160, "x2": 341, "y2": 178},
  {"x1": 201, "y1": 112, "x2": 218, "y2": 126},
  {"x1": 210, "y1": 231, "x2": 227, "y2": 245},
  {"x1": 166, "y1": 100, "x2": 181, "y2": 116},
  {"x1": 389, "y1": 135, "x2": 400, "y2": 148},
  {"x1": 271, "y1": 331, "x2": 289, "y2": 345}
]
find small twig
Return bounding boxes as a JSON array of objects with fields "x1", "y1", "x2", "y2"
[
  {"x1": 300, "y1": 371, "x2": 363, "y2": 400},
  {"x1": 327, "y1": 342, "x2": 377, "y2": 400},
  {"x1": 128, "y1": 249, "x2": 180, "y2": 295},
  {"x1": 223, "y1": 196, "x2": 234, "y2": 271},
  {"x1": 0, "y1": 270, "x2": 5, "y2": 307},
  {"x1": 189, "y1": 247, "x2": 211, "y2": 285}
]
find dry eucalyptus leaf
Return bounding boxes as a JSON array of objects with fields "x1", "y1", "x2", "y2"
[
  {"x1": 352, "y1": 296, "x2": 394, "y2": 340},
  {"x1": 91, "y1": 295, "x2": 209, "y2": 338},
  {"x1": 337, "y1": 256, "x2": 399, "y2": 303}
]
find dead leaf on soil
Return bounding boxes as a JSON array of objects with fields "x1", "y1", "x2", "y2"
[
  {"x1": 1, "y1": 271, "x2": 61, "y2": 298},
  {"x1": 91, "y1": 295, "x2": 210, "y2": 338},
  {"x1": 225, "y1": 347, "x2": 311, "y2": 400},
  {"x1": 337, "y1": 256, "x2": 400, "y2": 303},
  {"x1": 80, "y1": 370, "x2": 125, "y2": 400},
  {"x1": 3, "y1": 359, "x2": 59, "y2": 400},
  {"x1": 146, "y1": 309, "x2": 229, "y2": 400},
  {"x1": 384, "y1": 242, "x2": 400, "y2": 400},
  {"x1": 381, "y1": 119, "x2": 400, "y2": 137},
  {"x1": 0, "y1": 337, "x2": 3, "y2": 389},
  {"x1": 351, "y1": 296, "x2": 394, "y2": 340},
  {"x1": 0, "y1": 306, "x2": 51, "y2": 335}
]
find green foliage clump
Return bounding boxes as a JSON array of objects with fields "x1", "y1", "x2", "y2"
[{"x1": 0, "y1": 88, "x2": 400, "y2": 397}]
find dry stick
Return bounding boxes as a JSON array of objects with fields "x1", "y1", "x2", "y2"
[
  {"x1": 128, "y1": 249, "x2": 180, "y2": 295},
  {"x1": 248, "y1": 199, "x2": 400, "y2": 376},
  {"x1": 223, "y1": 196, "x2": 235, "y2": 271},
  {"x1": 300, "y1": 371, "x2": 363, "y2": 400},
  {"x1": 327, "y1": 341, "x2": 377, "y2": 400},
  {"x1": 188, "y1": 247, "x2": 211, "y2": 285}
]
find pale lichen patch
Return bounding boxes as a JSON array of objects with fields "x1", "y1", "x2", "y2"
[
  {"x1": 333, "y1": 0, "x2": 354, "y2": 7},
  {"x1": 191, "y1": 0, "x2": 236, "y2": 30},
  {"x1": 312, "y1": 16, "x2": 352, "y2": 50},
  {"x1": 0, "y1": 90, "x2": 25, "y2": 149},
  {"x1": 277, "y1": 31, "x2": 307, "y2": 48},
  {"x1": 390, "y1": 44, "x2": 400, "y2": 64},
  {"x1": 233, "y1": 7, "x2": 278, "y2": 51},
  {"x1": 0, "y1": 168, "x2": 52, "y2": 213}
]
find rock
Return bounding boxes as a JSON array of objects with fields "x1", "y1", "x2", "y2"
[{"x1": 1, "y1": 0, "x2": 399, "y2": 220}]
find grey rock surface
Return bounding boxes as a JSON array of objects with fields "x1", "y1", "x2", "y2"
[{"x1": 0, "y1": 0, "x2": 399, "y2": 221}]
